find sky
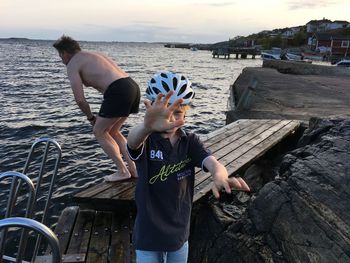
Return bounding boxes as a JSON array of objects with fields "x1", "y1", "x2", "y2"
[{"x1": 0, "y1": 0, "x2": 349, "y2": 43}]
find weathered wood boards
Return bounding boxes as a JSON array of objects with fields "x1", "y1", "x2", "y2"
[{"x1": 50, "y1": 207, "x2": 135, "y2": 263}]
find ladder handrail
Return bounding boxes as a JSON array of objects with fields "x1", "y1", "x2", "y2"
[
  {"x1": 4, "y1": 138, "x2": 62, "y2": 262},
  {"x1": 23, "y1": 138, "x2": 62, "y2": 260},
  {"x1": 0, "y1": 217, "x2": 61, "y2": 263},
  {"x1": 0, "y1": 171, "x2": 36, "y2": 263}
]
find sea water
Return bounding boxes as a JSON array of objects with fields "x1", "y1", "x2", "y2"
[{"x1": 0, "y1": 39, "x2": 262, "y2": 226}]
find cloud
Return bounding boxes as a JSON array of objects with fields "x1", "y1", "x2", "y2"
[
  {"x1": 192, "y1": 1, "x2": 235, "y2": 7},
  {"x1": 206, "y1": 2, "x2": 235, "y2": 7},
  {"x1": 287, "y1": 0, "x2": 338, "y2": 10}
]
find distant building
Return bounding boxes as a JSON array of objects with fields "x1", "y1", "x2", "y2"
[
  {"x1": 281, "y1": 27, "x2": 302, "y2": 38},
  {"x1": 244, "y1": 39, "x2": 255, "y2": 47},
  {"x1": 306, "y1": 19, "x2": 349, "y2": 33},
  {"x1": 309, "y1": 33, "x2": 350, "y2": 57}
]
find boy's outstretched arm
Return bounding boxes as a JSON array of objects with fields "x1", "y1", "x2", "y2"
[
  {"x1": 203, "y1": 156, "x2": 250, "y2": 199},
  {"x1": 127, "y1": 91, "x2": 184, "y2": 150}
]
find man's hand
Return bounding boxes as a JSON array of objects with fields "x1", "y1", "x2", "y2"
[
  {"x1": 87, "y1": 115, "x2": 96, "y2": 126},
  {"x1": 143, "y1": 90, "x2": 184, "y2": 133}
]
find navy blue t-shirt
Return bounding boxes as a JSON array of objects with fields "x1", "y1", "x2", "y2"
[{"x1": 127, "y1": 129, "x2": 210, "y2": 251}]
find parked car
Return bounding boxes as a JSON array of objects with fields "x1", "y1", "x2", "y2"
[{"x1": 336, "y1": 60, "x2": 350, "y2": 67}]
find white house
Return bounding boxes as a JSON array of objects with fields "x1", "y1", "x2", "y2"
[
  {"x1": 307, "y1": 19, "x2": 349, "y2": 33},
  {"x1": 281, "y1": 27, "x2": 302, "y2": 38}
]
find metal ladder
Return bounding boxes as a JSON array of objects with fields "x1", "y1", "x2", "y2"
[
  {"x1": 0, "y1": 138, "x2": 62, "y2": 262},
  {"x1": 0, "y1": 217, "x2": 61, "y2": 263}
]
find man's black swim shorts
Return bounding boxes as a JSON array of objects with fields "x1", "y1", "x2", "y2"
[{"x1": 99, "y1": 77, "x2": 140, "y2": 118}]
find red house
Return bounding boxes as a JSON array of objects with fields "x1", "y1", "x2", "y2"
[
  {"x1": 331, "y1": 35, "x2": 350, "y2": 56},
  {"x1": 309, "y1": 33, "x2": 350, "y2": 57}
]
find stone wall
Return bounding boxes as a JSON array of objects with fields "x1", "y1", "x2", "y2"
[{"x1": 263, "y1": 60, "x2": 350, "y2": 77}]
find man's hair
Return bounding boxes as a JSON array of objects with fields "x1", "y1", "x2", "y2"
[{"x1": 53, "y1": 35, "x2": 81, "y2": 54}]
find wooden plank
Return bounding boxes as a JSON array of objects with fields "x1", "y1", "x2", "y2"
[
  {"x1": 191, "y1": 120, "x2": 271, "y2": 179},
  {"x1": 225, "y1": 120, "x2": 300, "y2": 173},
  {"x1": 109, "y1": 212, "x2": 132, "y2": 263},
  {"x1": 213, "y1": 121, "x2": 290, "y2": 165},
  {"x1": 194, "y1": 121, "x2": 299, "y2": 201},
  {"x1": 76, "y1": 179, "x2": 136, "y2": 200},
  {"x1": 205, "y1": 120, "x2": 277, "y2": 154},
  {"x1": 202, "y1": 120, "x2": 291, "y2": 180},
  {"x1": 203, "y1": 119, "x2": 269, "y2": 147},
  {"x1": 74, "y1": 182, "x2": 115, "y2": 199},
  {"x1": 200, "y1": 119, "x2": 256, "y2": 147},
  {"x1": 95, "y1": 180, "x2": 136, "y2": 200},
  {"x1": 193, "y1": 120, "x2": 299, "y2": 201},
  {"x1": 194, "y1": 120, "x2": 281, "y2": 186},
  {"x1": 66, "y1": 210, "x2": 95, "y2": 255},
  {"x1": 113, "y1": 186, "x2": 136, "y2": 200},
  {"x1": 86, "y1": 211, "x2": 112, "y2": 263},
  {"x1": 49, "y1": 206, "x2": 79, "y2": 255}
]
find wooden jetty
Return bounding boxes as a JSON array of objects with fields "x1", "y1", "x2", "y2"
[
  {"x1": 50, "y1": 119, "x2": 300, "y2": 263},
  {"x1": 212, "y1": 47, "x2": 260, "y2": 59}
]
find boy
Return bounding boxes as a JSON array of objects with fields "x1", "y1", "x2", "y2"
[{"x1": 127, "y1": 71, "x2": 250, "y2": 263}]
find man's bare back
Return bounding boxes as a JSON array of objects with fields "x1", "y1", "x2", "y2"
[{"x1": 66, "y1": 51, "x2": 128, "y2": 94}]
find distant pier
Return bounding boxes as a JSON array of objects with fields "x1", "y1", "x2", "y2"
[{"x1": 212, "y1": 47, "x2": 260, "y2": 59}]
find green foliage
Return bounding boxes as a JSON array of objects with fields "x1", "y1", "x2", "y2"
[
  {"x1": 292, "y1": 31, "x2": 308, "y2": 46},
  {"x1": 256, "y1": 35, "x2": 286, "y2": 49}
]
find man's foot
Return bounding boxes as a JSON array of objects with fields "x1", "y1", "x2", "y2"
[{"x1": 104, "y1": 172, "x2": 131, "y2": 182}]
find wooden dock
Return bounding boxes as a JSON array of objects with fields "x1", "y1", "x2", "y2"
[
  {"x1": 212, "y1": 47, "x2": 260, "y2": 59},
  {"x1": 47, "y1": 206, "x2": 136, "y2": 263},
  {"x1": 50, "y1": 119, "x2": 300, "y2": 262}
]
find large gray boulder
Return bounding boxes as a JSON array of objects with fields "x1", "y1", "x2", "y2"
[{"x1": 189, "y1": 118, "x2": 350, "y2": 263}]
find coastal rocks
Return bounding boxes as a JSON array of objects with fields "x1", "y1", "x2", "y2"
[
  {"x1": 189, "y1": 118, "x2": 350, "y2": 263},
  {"x1": 226, "y1": 66, "x2": 350, "y2": 122}
]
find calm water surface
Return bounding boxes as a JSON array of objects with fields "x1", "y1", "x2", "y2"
[{"x1": 0, "y1": 39, "x2": 262, "y2": 226}]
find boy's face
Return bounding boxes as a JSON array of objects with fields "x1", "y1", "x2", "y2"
[{"x1": 161, "y1": 105, "x2": 188, "y2": 137}]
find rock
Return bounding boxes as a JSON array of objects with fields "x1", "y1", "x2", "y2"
[
  {"x1": 226, "y1": 67, "x2": 350, "y2": 122},
  {"x1": 189, "y1": 118, "x2": 350, "y2": 262},
  {"x1": 263, "y1": 60, "x2": 350, "y2": 77}
]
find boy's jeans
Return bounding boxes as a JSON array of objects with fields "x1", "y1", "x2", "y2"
[{"x1": 136, "y1": 241, "x2": 188, "y2": 263}]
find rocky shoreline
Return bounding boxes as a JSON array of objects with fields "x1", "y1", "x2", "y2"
[
  {"x1": 189, "y1": 62, "x2": 350, "y2": 262},
  {"x1": 189, "y1": 117, "x2": 350, "y2": 263}
]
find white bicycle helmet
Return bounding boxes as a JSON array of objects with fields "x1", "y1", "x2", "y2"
[{"x1": 146, "y1": 71, "x2": 195, "y2": 104}]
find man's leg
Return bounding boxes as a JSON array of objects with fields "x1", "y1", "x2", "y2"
[
  {"x1": 109, "y1": 117, "x2": 137, "y2": 178},
  {"x1": 93, "y1": 116, "x2": 131, "y2": 181}
]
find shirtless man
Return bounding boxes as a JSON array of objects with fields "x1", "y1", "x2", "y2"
[{"x1": 53, "y1": 35, "x2": 140, "y2": 182}]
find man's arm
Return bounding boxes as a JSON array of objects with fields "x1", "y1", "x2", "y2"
[
  {"x1": 203, "y1": 156, "x2": 250, "y2": 199},
  {"x1": 67, "y1": 70, "x2": 95, "y2": 123}
]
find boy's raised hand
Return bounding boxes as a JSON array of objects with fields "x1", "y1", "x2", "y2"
[{"x1": 143, "y1": 90, "x2": 184, "y2": 133}]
